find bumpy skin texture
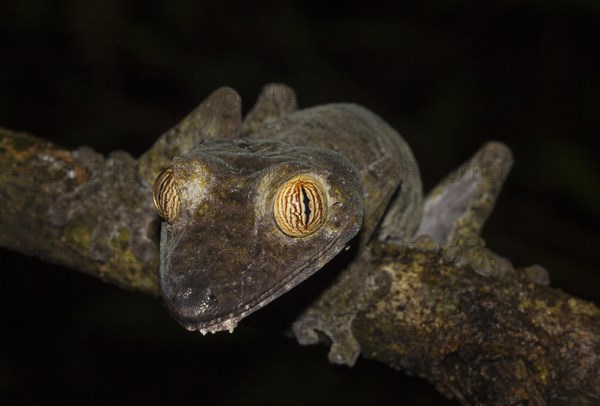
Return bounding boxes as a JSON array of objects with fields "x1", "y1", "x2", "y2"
[
  {"x1": 155, "y1": 85, "x2": 423, "y2": 333},
  {"x1": 246, "y1": 104, "x2": 423, "y2": 245}
]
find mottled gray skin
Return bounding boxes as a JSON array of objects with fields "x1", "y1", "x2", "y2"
[
  {"x1": 246, "y1": 103, "x2": 423, "y2": 245},
  {"x1": 154, "y1": 84, "x2": 423, "y2": 334}
]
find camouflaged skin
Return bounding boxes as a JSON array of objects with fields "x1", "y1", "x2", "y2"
[{"x1": 152, "y1": 85, "x2": 422, "y2": 333}]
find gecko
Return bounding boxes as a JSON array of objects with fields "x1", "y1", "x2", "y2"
[{"x1": 140, "y1": 84, "x2": 423, "y2": 335}]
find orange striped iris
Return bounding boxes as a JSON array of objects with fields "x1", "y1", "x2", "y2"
[
  {"x1": 153, "y1": 166, "x2": 180, "y2": 224},
  {"x1": 274, "y1": 175, "x2": 327, "y2": 237}
]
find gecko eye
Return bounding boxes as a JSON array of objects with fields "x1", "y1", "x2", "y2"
[
  {"x1": 153, "y1": 166, "x2": 180, "y2": 224},
  {"x1": 274, "y1": 175, "x2": 327, "y2": 237}
]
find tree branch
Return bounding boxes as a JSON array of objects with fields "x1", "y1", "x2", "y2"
[
  {"x1": 1, "y1": 86, "x2": 598, "y2": 404},
  {"x1": 0, "y1": 128, "x2": 160, "y2": 294}
]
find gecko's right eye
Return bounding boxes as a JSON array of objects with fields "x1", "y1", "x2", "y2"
[
  {"x1": 273, "y1": 174, "x2": 327, "y2": 237},
  {"x1": 153, "y1": 166, "x2": 180, "y2": 224}
]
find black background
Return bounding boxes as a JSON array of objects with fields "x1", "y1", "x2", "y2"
[{"x1": 1, "y1": 1, "x2": 598, "y2": 405}]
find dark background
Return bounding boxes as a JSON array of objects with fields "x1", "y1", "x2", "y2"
[{"x1": 0, "y1": 1, "x2": 598, "y2": 405}]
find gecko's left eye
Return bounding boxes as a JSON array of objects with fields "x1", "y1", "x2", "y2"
[
  {"x1": 153, "y1": 166, "x2": 180, "y2": 224},
  {"x1": 274, "y1": 175, "x2": 327, "y2": 237}
]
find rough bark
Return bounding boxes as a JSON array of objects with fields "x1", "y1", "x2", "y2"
[
  {"x1": 0, "y1": 128, "x2": 160, "y2": 294},
  {"x1": 338, "y1": 241, "x2": 600, "y2": 405}
]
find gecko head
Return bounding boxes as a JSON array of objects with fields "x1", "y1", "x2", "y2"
[{"x1": 153, "y1": 139, "x2": 364, "y2": 333}]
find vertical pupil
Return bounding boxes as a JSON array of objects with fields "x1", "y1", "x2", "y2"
[
  {"x1": 274, "y1": 175, "x2": 327, "y2": 238},
  {"x1": 301, "y1": 186, "x2": 311, "y2": 225}
]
